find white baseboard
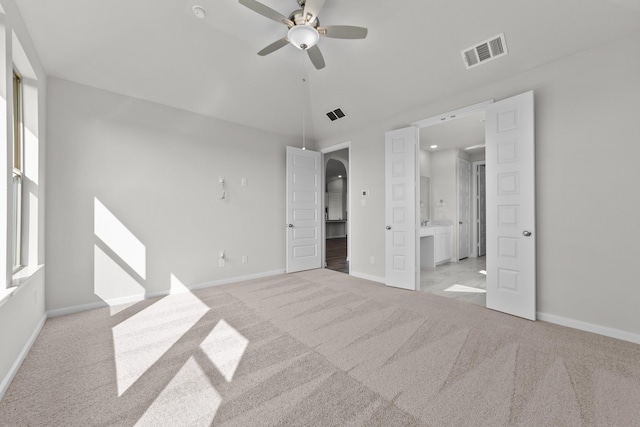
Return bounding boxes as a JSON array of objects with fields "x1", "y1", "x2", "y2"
[
  {"x1": 350, "y1": 271, "x2": 385, "y2": 284},
  {"x1": 47, "y1": 270, "x2": 287, "y2": 318},
  {"x1": 0, "y1": 313, "x2": 47, "y2": 400},
  {"x1": 537, "y1": 312, "x2": 640, "y2": 345},
  {"x1": 189, "y1": 269, "x2": 285, "y2": 291},
  {"x1": 47, "y1": 300, "x2": 109, "y2": 318}
]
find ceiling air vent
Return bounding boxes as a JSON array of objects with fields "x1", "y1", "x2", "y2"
[
  {"x1": 462, "y1": 33, "x2": 508, "y2": 70},
  {"x1": 326, "y1": 108, "x2": 346, "y2": 122}
]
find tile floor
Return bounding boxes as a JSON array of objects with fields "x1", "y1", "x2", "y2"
[{"x1": 420, "y1": 257, "x2": 487, "y2": 306}]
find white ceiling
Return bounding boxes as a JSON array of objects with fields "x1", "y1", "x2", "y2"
[
  {"x1": 14, "y1": 0, "x2": 640, "y2": 142},
  {"x1": 420, "y1": 112, "x2": 486, "y2": 154}
]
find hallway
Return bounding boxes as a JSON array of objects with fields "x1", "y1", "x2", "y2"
[{"x1": 325, "y1": 238, "x2": 348, "y2": 274}]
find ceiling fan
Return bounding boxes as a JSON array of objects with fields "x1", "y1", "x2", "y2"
[{"x1": 239, "y1": 0, "x2": 368, "y2": 70}]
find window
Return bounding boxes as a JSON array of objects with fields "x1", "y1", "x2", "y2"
[{"x1": 12, "y1": 70, "x2": 23, "y2": 272}]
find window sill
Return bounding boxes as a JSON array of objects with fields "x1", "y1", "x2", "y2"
[{"x1": 0, "y1": 264, "x2": 44, "y2": 309}]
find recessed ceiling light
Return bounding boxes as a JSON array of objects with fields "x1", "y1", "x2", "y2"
[
  {"x1": 430, "y1": 145, "x2": 438, "y2": 149},
  {"x1": 338, "y1": 175, "x2": 342, "y2": 178},
  {"x1": 192, "y1": 5, "x2": 207, "y2": 18}
]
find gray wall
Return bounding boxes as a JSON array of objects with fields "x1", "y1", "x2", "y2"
[
  {"x1": 45, "y1": 78, "x2": 300, "y2": 311},
  {"x1": 316, "y1": 32, "x2": 640, "y2": 337}
]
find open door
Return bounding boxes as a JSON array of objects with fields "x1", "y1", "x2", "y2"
[
  {"x1": 385, "y1": 127, "x2": 419, "y2": 290},
  {"x1": 286, "y1": 146, "x2": 322, "y2": 273},
  {"x1": 458, "y1": 158, "x2": 471, "y2": 260},
  {"x1": 477, "y1": 164, "x2": 487, "y2": 257},
  {"x1": 485, "y1": 91, "x2": 536, "y2": 320}
]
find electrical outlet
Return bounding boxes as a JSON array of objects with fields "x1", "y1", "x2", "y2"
[
  {"x1": 242, "y1": 256, "x2": 248, "y2": 264},
  {"x1": 241, "y1": 178, "x2": 247, "y2": 187},
  {"x1": 370, "y1": 256, "x2": 375, "y2": 264}
]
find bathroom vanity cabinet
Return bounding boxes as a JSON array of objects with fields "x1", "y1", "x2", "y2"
[{"x1": 420, "y1": 225, "x2": 452, "y2": 268}]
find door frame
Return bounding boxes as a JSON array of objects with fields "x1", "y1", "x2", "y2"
[
  {"x1": 411, "y1": 100, "x2": 493, "y2": 297},
  {"x1": 471, "y1": 160, "x2": 486, "y2": 258},
  {"x1": 320, "y1": 141, "x2": 352, "y2": 274},
  {"x1": 457, "y1": 157, "x2": 471, "y2": 261},
  {"x1": 408, "y1": 94, "x2": 535, "y2": 320}
]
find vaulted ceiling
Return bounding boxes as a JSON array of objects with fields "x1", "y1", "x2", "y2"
[{"x1": 15, "y1": 0, "x2": 640, "y2": 142}]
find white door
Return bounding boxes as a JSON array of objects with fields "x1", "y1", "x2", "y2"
[
  {"x1": 286, "y1": 146, "x2": 322, "y2": 273},
  {"x1": 477, "y1": 164, "x2": 487, "y2": 257},
  {"x1": 385, "y1": 127, "x2": 419, "y2": 290},
  {"x1": 458, "y1": 159, "x2": 471, "y2": 260},
  {"x1": 485, "y1": 91, "x2": 536, "y2": 320}
]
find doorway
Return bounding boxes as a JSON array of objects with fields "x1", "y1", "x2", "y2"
[
  {"x1": 418, "y1": 112, "x2": 487, "y2": 305},
  {"x1": 322, "y1": 144, "x2": 350, "y2": 274},
  {"x1": 385, "y1": 92, "x2": 535, "y2": 320}
]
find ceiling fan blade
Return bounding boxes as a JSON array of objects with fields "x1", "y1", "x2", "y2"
[
  {"x1": 303, "y1": 0, "x2": 325, "y2": 23},
  {"x1": 318, "y1": 25, "x2": 368, "y2": 39},
  {"x1": 307, "y1": 45, "x2": 326, "y2": 70},
  {"x1": 257, "y1": 37, "x2": 289, "y2": 56},
  {"x1": 239, "y1": 0, "x2": 293, "y2": 26}
]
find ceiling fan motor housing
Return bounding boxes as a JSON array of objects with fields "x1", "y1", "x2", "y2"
[{"x1": 288, "y1": 9, "x2": 318, "y2": 27}]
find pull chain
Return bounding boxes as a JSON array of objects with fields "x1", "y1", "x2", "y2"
[{"x1": 301, "y1": 51, "x2": 307, "y2": 150}]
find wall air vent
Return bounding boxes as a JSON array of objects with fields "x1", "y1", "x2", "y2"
[
  {"x1": 326, "y1": 108, "x2": 346, "y2": 122},
  {"x1": 462, "y1": 33, "x2": 508, "y2": 70}
]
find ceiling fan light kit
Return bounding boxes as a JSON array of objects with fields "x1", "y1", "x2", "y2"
[
  {"x1": 288, "y1": 25, "x2": 320, "y2": 50},
  {"x1": 239, "y1": 0, "x2": 368, "y2": 69}
]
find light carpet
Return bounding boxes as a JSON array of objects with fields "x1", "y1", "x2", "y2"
[{"x1": 1, "y1": 269, "x2": 639, "y2": 426}]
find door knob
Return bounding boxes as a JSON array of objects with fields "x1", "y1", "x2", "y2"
[
  {"x1": 288, "y1": 224, "x2": 294, "y2": 228},
  {"x1": 459, "y1": 221, "x2": 463, "y2": 224},
  {"x1": 522, "y1": 230, "x2": 532, "y2": 237},
  {"x1": 386, "y1": 226, "x2": 391, "y2": 230}
]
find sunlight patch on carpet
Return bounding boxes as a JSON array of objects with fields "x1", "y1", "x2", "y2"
[
  {"x1": 112, "y1": 292, "x2": 209, "y2": 396},
  {"x1": 200, "y1": 319, "x2": 249, "y2": 382},
  {"x1": 443, "y1": 284, "x2": 486, "y2": 294},
  {"x1": 134, "y1": 357, "x2": 221, "y2": 426}
]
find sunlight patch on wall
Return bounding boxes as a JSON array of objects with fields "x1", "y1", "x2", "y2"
[
  {"x1": 170, "y1": 273, "x2": 190, "y2": 294},
  {"x1": 200, "y1": 319, "x2": 249, "y2": 382},
  {"x1": 24, "y1": 126, "x2": 39, "y2": 184},
  {"x1": 28, "y1": 192, "x2": 38, "y2": 264},
  {"x1": 94, "y1": 244, "x2": 145, "y2": 305},
  {"x1": 444, "y1": 284, "x2": 486, "y2": 294},
  {"x1": 134, "y1": 357, "x2": 221, "y2": 426},
  {"x1": 94, "y1": 197, "x2": 146, "y2": 279},
  {"x1": 112, "y1": 291, "x2": 209, "y2": 396}
]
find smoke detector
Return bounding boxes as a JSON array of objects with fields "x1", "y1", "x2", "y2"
[
  {"x1": 462, "y1": 33, "x2": 508, "y2": 69},
  {"x1": 192, "y1": 5, "x2": 207, "y2": 19}
]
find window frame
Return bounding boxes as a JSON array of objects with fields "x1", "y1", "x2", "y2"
[{"x1": 12, "y1": 69, "x2": 24, "y2": 273}]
